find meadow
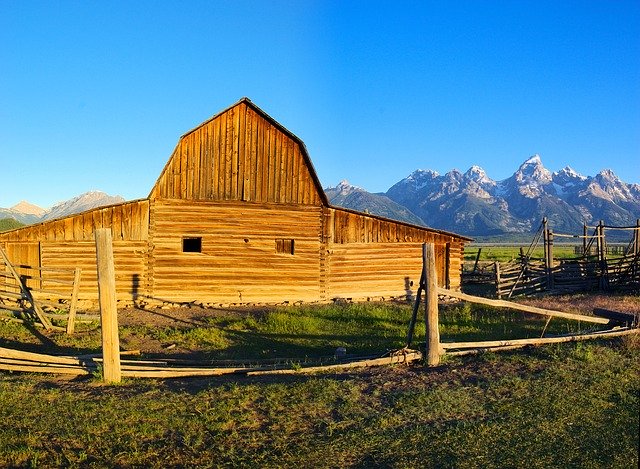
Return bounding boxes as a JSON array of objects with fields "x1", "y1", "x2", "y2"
[{"x1": 0, "y1": 297, "x2": 638, "y2": 467}]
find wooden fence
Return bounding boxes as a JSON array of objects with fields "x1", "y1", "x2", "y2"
[
  {"x1": 488, "y1": 219, "x2": 640, "y2": 298},
  {"x1": 1, "y1": 245, "x2": 82, "y2": 333}
]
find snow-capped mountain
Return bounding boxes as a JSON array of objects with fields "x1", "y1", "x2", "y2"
[
  {"x1": 327, "y1": 155, "x2": 640, "y2": 237},
  {"x1": 0, "y1": 191, "x2": 125, "y2": 228}
]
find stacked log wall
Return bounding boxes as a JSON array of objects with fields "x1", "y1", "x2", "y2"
[
  {"x1": 0, "y1": 200, "x2": 149, "y2": 300},
  {"x1": 324, "y1": 208, "x2": 465, "y2": 301},
  {"x1": 148, "y1": 199, "x2": 323, "y2": 304}
]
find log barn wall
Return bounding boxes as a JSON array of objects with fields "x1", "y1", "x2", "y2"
[
  {"x1": 148, "y1": 199, "x2": 323, "y2": 304},
  {"x1": 0, "y1": 200, "x2": 149, "y2": 300},
  {"x1": 1, "y1": 98, "x2": 469, "y2": 305},
  {"x1": 324, "y1": 208, "x2": 464, "y2": 300}
]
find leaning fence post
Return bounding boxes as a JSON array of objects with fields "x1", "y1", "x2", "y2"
[
  {"x1": 95, "y1": 228, "x2": 121, "y2": 383},
  {"x1": 424, "y1": 243, "x2": 440, "y2": 366},
  {"x1": 66, "y1": 267, "x2": 82, "y2": 335}
]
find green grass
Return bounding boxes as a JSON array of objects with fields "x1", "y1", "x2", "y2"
[
  {"x1": 464, "y1": 245, "x2": 580, "y2": 263},
  {"x1": 0, "y1": 301, "x2": 637, "y2": 467},
  {"x1": 0, "y1": 337, "x2": 637, "y2": 468},
  {"x1": 465, "y1": 244, "x2": 631, "y2": 263},
  {"x1": 1, "y1": 302, "x2": 591, "y2": 360}
]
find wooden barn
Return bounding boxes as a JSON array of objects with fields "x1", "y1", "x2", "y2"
[{"x1": 0, "y1": 98, "x2": 471, "y2": 305}]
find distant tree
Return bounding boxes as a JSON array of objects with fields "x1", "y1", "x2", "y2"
[{"x1": 0, "y1": 217, "x2": 24, "y2": 232}]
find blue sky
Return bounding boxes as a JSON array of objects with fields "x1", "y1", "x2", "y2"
[{"x1": 1, "y1": 0, "x2": 639, "y2": 209}]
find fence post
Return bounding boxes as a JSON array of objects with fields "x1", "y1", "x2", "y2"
[
  {"x1": 597, "y1": 221, "x2": 608, "y2": 291},
  {"x1": 95, "y1": 229, "x2": 121, "y2": 383},
  {"x1": 633, "y1": 218, "x2": 640, "y2": 256},
  {"x1": 583, "y1": 223, "x2": 588, "y2": 258},
  {"x1": 66, "y1": 268, "x2": 82, "y2": 335},
  {"x1": 494, "y1": 261, "x2": 502, "y2": 299},
  {"x1": 547, "y1": 229, "x2": 554, "y2": 290},
  {"x1": 424, "y1": 243, "x2": 440, "y2": 367}
]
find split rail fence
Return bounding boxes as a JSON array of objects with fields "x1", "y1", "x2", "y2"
[
  {"x1": 467, "y1": 219, "x2": 640, "y2": 298},
  {"x1": 0, "y1": 245, "x2": 82, "y2": 333},
  {"x1": 0, "y1": 237, "x2": 638, "y2": 382}
]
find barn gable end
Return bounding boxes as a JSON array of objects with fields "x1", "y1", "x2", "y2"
[{"x1": 149, "y1": 99, "x2": 327, "y2": 206}]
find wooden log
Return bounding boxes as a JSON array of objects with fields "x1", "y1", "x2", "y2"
[
  {"x1": 424, "y1": 243, "x2": 440, "y2": 366},
  {"x1": 437, "y1": 288, "x2": 611, "y2": 324},
  {"x1": 0, "y1": 361, "x2": 90, "y2": 375},
  {"x1": 441, "y1": 327, "x2": 638, "y2": 350},
  {"x1": 592, "y1": 308, "x2": 638, "y2": 327},
  {"x1": 0, "y1": 345, "x2": 93, "y2": 366},
  {"x1": 246, "y1": 351, "x2": 423, "y2": 376},
  {"x1": 95, "y1": 229, "x2": 121, "y2": 383}
]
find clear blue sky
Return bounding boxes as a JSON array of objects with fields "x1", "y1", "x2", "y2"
[{"x1": 1, "y1": 0, "x2": 639, "y2": 209}]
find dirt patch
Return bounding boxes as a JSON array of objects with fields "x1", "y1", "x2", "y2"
[{"x1": 515, "y1": 292, "x2": 640, "y2": 318}]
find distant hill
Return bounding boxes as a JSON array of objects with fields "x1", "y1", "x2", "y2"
[
  {"x1": 324, "y1": 180, "x2": 425, "y2": 226},
  {"x1": 0, "y1": 191, "x2": 126, "y2": 228},
  {"x1": 327, "y1": 155, "x2": 640, "y2": 239},
  {"x1": 0, "y1": 218, "x2": 25, "y2": 232}
]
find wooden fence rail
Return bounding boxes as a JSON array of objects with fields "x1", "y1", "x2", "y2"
[
  {"x1": 489, "y1": 219, "x2": 640, "y2": 298},
  {"x1": 0, "y1": 249, "x2": 82, "y2": 333}
]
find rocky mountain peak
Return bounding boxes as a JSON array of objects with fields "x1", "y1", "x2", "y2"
[
  {"x1": 514, "y1": 154, "x2": 552, "y2": 184},
  {"x1": 554, "y1": 166, "x2": 586, "y2": 181},
  {"x1": 464, "y1": 165, "x2": 495, "y2": 186},
  {"x1": 333, "y1": 179, "x2": 361, "y2": 195},
  {"x1": 10, "y1": 200, "x2": 46, "y2": 217},
  {"x1": 41, "y1": 191, "x2": 126, "y2": 221}
]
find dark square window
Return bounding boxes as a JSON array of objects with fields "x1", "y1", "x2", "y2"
[
  {"x1": 182, "y1": 237, "x2": 202, "y2": 253},
  {"x1": 275, "y1": 238, "x2": 295, "y2": 255}
]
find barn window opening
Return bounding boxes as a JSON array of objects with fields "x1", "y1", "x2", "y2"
[
  {"x1": 182, "y1": 237, "x2": 202, "y2": 253},
  {"x1": 276, "y1": 238, "x2": 295, "y2": 255}
]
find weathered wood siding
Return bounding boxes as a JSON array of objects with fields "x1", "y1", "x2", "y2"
[
  {"x1": 149, "y1": 101, "x2": 324, "y2": 206},
  {"x1": 40, "y1": 241, "x2": 147, "y2": 300},
  {"x1": 0, "y1": 200, "x2": 149, "y2": 243},
  {"x1": 324, "y1": 208, "x2": 464, "y2": 300},
  {"x1": 0, "y1": 200, "x2": 150, "y2": 300},
  {"x1": 148, "y1": 199, "x2": 323, "y2": 303}
]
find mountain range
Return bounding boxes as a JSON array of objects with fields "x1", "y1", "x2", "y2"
[
  {"x1": 326, "y1": 155, "x2": 640, "y2": 238},
  {"x1": 0, "y1": 191, "x2": 125, "y2": 226},
  {"x1": 2, "y1": 156, "x2": 639, "y2": 240}
]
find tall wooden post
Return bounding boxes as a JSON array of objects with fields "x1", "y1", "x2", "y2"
[
  {"x1": 424, "y1": 243, "x2": 440, "y2": 367},
  {"x1": 633, "y1": 219, "x2": 639, "y2": 281},
  {"x1": 95, "y1": 228, "x2": 121, "y2": 383},
  {"x1": 597, "y1": 220, "x2": 608, "y2": 291},
  {"x1": 546, "y1": 229, "x2": 554, "y2": 290},
  {"x1": 65, "y1": 267, "x2": 82, "y2": 335},
  {"x1": 542, "y1": 217, "x2": 549, "y2": 264},
  {"x1": 582, "y1": 223, "x2": 587, "y2": 258}
]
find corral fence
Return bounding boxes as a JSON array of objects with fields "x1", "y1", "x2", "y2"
[
  {"x1": 0, "y1": 245, "x2": 82, "y2": 333},
  {"x1": 465, "y1": 218, "x2": 640, "y2": 298}
]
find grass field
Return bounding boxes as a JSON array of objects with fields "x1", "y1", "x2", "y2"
[
  {"x1": 464, "y1": 244, "x2": 582, "y2": 263},
  {"x1": 464, "y1": 243, "x2": 632, "y2": 264},
  {"x1": 0, "y1": 298, "x2": 638, "y2": 467}
]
